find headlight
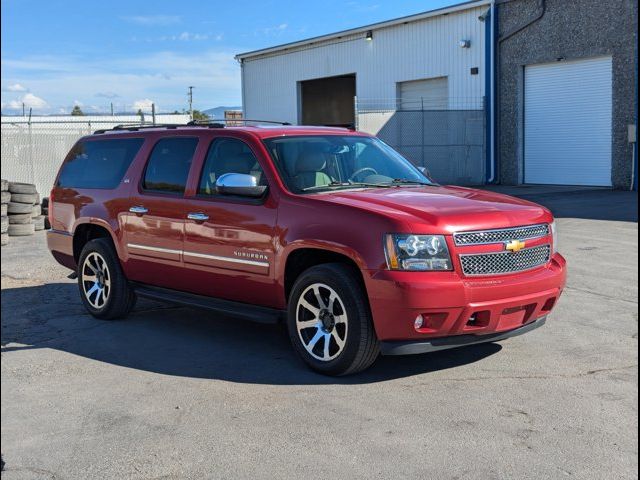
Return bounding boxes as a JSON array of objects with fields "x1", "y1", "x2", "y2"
[
  {"x1": 550, "y1": 220, "x2": 558, "y2": 254},
  {"x1": 384, "y1": 234, "x2": 452, "y2": 271}
]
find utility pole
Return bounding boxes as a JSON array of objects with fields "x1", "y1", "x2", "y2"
[
  {"x1": 22, "y1": 102, "x2": 25, "y2": 117},
  {"x1": 188, "y1": 86, "x2": 195, "y2": 120},
  {"x1": 110, "y1": 102, "x2": 114, "y2": 116}
]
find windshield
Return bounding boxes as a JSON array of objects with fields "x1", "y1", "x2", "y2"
[{"x1": 262, "y1": 135, "x2": 434, "y2": 194}]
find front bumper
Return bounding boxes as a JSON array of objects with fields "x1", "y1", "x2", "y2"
[
  {"x1": 380, "y1": 315, "x2": 546, "y2": 355},
  {"x1": 364, "y1": 253, "x2": 566, "y2": 342}
]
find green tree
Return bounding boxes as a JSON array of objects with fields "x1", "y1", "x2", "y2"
[
  {"x1": 71, "y1": 105, "x2": 84, "y2": 116},
  {"x1": 191, "y1": 109, "x2": 210, "y2": 122}
]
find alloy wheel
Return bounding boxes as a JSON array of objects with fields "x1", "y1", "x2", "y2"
[
  {"x1": 296, "y1": 283, "x2": 348, "y2": 361},
  {"x1": 81, "y1": 252, "x2": 111, "y2": 309}
]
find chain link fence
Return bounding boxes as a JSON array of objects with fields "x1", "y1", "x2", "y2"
[
  {"x1": 355, "y1": 98, "x2": 486, "y2": 185},
  {"x1": 1, "y1": 114, "x2": 190, "y2": 195}
]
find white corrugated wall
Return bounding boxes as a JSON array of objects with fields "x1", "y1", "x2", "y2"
[{"x1": 241, "y1": 6, "x2": 487, "y2": 123}]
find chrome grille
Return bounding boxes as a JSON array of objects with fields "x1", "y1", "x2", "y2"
[
  {"x1": 454, "y1": 224, "x2": 550, "y2": 246},
  {"x1": 460, "y1": 245, "x2": 551, "y2": 276}
]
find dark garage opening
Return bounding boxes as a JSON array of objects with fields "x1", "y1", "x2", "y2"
[{"x1": 299, "y1": 74, "x2": 356, "y2": 127}]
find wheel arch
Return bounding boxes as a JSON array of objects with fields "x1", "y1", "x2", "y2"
[
  {"x1": 282, "y1": 244, "x2": 368, "y2": 303},
  {"x1": 72, "y1": 220, "x2": 119, "y2": 264}
]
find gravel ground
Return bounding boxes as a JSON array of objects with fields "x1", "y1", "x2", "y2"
[{"x1": 1, "y1": 186, "x2": 637, "y2": 479}]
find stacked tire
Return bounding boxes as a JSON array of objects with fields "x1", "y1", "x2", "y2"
[
  {"x1": 1, "y1": 180, "x2": 9, "y2": 246},
  {"x1": 42, "y1": 197, "x2": 51, "y2": 230},
  {"x1": 6, "y1": 182, "x2": 47, "y2": 238}
]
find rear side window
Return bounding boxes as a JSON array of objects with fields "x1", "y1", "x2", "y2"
[
  {"x1": 57, "y1": 138, "x2": 144, "y2": 189},
  {"x1": 142, "y1": 137, "x2": 198, "y2": 194}
]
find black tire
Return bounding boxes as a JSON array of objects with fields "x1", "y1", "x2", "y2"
[
  {"x1": 77, "y1": 238, "x2": 136, "y2": 320},
  {"x1": 44, "y1": 216, "x2": 51, "y2": 230},
  {"x1": 10, "y1": 193, "x2": 37, "y2": 205},
  {"x1": 8, "y1": 182, "x2": 37, "y2": 194},
  {"x1": 7, "y1": 223, "x2": 34, "y2": 236},
  {"x1": 31, "y1": 204, "x2": 42, "y2": 217},
  {"x1": 8, "y1": 213, "x2": 32, "y2": 224},
  {"x1": 33, "y1": 215, "x2": 45, "y2": 231},
  {"x1": 7, "y1": 202, "x2": 32, "y2": 214},
  {"x1": 287, "y1": 263, "x2": 379, "y2": 376},
  {"x1": 41, "y1": 197, "x2": 49, "y2": 209}
]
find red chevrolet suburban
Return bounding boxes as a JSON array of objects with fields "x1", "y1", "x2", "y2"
[{"x1": 47, "y1": 122, "x2": 566, "y2": 375}]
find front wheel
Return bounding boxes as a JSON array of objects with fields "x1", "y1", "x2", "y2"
[
  {"x1": 77, "y1": 238, "x2": 136, "y2": 320},
  {"x1": 287, "y1": 263, "x2": 379, "y2": 375}
]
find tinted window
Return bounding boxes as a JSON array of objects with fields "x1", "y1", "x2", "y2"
[
  {"x1": 57, "y1": 138, "x2": 144, "y2": 189},
  {"x1": 142, "y1": 137, "x2": 198, "y2": 194},
  {"x1": 198, "y1": 138, "x2": 266, "y2": 195}
]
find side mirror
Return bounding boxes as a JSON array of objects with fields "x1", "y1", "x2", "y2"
[
  {"x1": 215, "y1": 173, "x2": 267, "y2": 198},
  {"x1": 418, "y1": 166, "x2": 433, "y2": 179}
]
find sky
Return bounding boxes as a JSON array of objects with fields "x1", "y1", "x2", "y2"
[{"x1": 1, "y1": 0, "x2": 457, "y2": 115}]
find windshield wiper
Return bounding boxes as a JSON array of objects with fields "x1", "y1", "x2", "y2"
[
  {"x1": 301, "y1": 181, "x2": 392, "y2": 192},
  {"x1": 385, "y1": 178, "x2": 432, "y2": 186}
]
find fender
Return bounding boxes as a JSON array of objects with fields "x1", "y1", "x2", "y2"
[{"x1": 71, "y1": 216, "x2": 124, "y2": 261}]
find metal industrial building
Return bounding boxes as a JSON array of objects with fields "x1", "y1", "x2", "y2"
[
  {"x1": 496, "y1": 0, "x2": 637, "y2": 189},
  {"x1": 236, "y1": 0, "x2": 638, "y2": 189}
]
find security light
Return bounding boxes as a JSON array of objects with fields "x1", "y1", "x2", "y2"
[
  {"x1": 459, "y1": 39, "x2": 471, "y2": 48},
  {"x1": 365, "y1": 30, "x2": 373, "y2": 41}
]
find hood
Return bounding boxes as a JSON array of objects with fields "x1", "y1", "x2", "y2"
[{"x1": 312, "y1": 185, "x2": 552, "y2": 232}]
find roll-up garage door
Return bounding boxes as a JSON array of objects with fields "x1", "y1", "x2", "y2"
[
  {"x1": 398, "y1": 77, "x2": 448, "y2": 110},
  {"x1": 524, "y1": 56, "x2": 612, "y2": 186}
]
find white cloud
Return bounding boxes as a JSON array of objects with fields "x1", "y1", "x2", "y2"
[
  {"x1": 121, "y1": 15, "x2": 181, "y2": 26},
  {"x1": 6, "y1": 93, "x2": 48, "y2": 109},
  {"x1": 259, "y1": 23, "x2": 289, "y2": 36},
  {"x1": 95, "y1": 91, "x2": 120, "y2": 99},
  {"x1": 1, "y1": 50, "x2": 241, "y2": 113},
  {"x1": 3, "y1": 83, "x2": 27, "y2": 92},
  {"x1": 178, "y1": 32, "x2": 210, "y2": 41},
  {"x1": 133, "y1": 99, "x2": 155, "y2": 111}
]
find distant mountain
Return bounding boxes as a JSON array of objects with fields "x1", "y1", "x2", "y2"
[{"x1": 202, "y1": 106, "x2": 242, "y2": 119}]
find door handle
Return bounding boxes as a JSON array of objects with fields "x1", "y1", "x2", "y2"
[
  {"x1": 187, "y1": 212, "x2": 209, "y2": 222},
  {"x1": 129, "y1": 206, "x2": 148, "y2": 215}
]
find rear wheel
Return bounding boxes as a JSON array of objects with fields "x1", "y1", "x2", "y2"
[
  {"x1": 287, "y1": 263, "x2": 379, "y2": 375},
  {"x1": 77, "y1": 238, "x2": 136, "y2": 319}
]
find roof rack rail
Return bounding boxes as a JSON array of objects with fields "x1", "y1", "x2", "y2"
[
  {"x1": 186, "y1": 119, "x2": 292, "y2": 126},
  {"x1": 93, "y1": 119, "x2": 292, "y2": 134},
  {"x1": 93, "y1": 123, "x2": 193, "y2": 134}
]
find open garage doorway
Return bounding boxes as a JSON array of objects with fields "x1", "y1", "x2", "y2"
[{"x1": 299, "y1": 74, "x2": 356, "y2": 127}]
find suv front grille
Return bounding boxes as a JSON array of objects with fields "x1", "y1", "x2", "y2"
[
  {"x1": 453, "y1": 224, "x2": 550, "y2": 246},
  {"x1": 460, "y1": 244, "x2": 551, "y2": 276}
]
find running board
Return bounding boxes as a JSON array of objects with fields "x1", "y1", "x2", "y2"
[{"x1": 131, "y1": 283, "x2": 284, "y2": 324}]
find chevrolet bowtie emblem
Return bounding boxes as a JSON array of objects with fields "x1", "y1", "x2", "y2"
[{"x1": 505, "y1": 240, "x2": 526, "y2": 253}]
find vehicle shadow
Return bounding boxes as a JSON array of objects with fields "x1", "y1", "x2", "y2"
[{"x1": 1, "y1": 282, "x2": 501, "y2": 385}]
